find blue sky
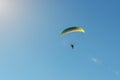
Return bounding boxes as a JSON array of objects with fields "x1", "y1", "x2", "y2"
[{"x1": 0, "y1": 0, "x2": 120, "y2": 80}]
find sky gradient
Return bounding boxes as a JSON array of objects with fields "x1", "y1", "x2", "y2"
[{"x1": 0, "y1": 0, "x2": 120, "y2": 80}]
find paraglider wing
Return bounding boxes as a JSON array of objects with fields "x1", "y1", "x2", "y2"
[{"x1": 61, "y1": 27, "x2": 85, "y2": 36}]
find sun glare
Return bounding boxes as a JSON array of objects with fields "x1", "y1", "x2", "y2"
[
  {"x1": 0, "y1": 0, "x2": 14, "y2": 20},
  {"x1": 0, "y1": 0, "x2": 27, "y2": 31}
]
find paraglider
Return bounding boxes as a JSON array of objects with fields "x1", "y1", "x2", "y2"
[
  {"x1": 70, "y1": 44, "x2": 74, "y2": 49},
  {"x1": 61, "y1": 26, "x2": 85, "y2": 49}
]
